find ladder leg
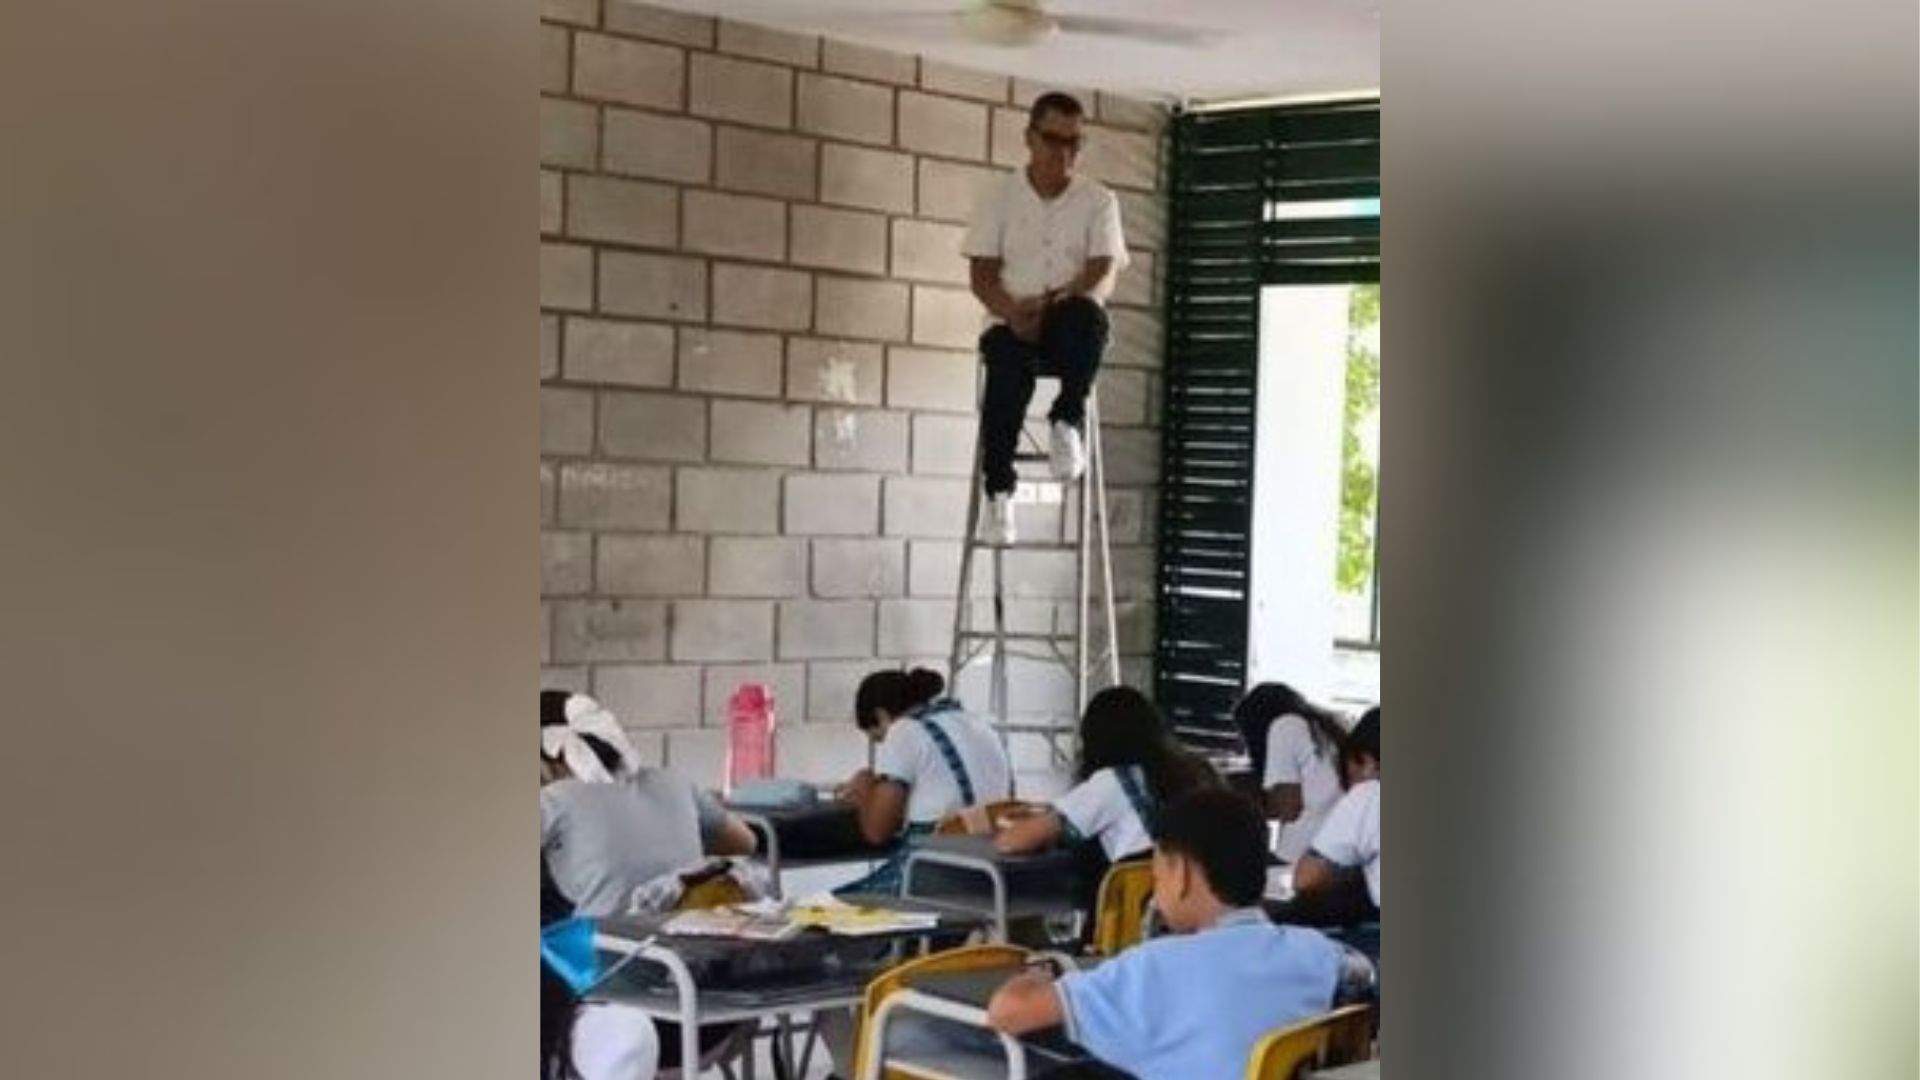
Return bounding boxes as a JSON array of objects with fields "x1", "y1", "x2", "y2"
[
  {"x1": 1075, "y1": 391, "x2": 1095, "y2": 728},
  {"x1": 1089, "y1": 394, "x2": 1122, "y2": 686},
  {"x1": 991, "y1": 544, "x2": 1008, "y2": 756},
  {"x1": 951, "y1": 427, "x2": 986, "y2": 681}
]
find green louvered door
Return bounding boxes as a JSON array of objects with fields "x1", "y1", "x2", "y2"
[{"x1": 1155, "y1": 100, "x2": 1380, "y2": 750}]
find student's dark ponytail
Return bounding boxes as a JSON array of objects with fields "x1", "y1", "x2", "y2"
[
  {"x1": 904, "y1": 667, "x2": 945, "y2": 705},
  {"x1": 853, "y1": 667, "x2": 946, "y2": 731},
  {"x1": 1077, "y1": 685, "x2": 1220, "y2": 803},
  {"x1": 1232, "y1": 682, "x2": 1348, "y2": 779}
]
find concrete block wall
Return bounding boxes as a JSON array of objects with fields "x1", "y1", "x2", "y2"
[{"x1": 542, "y1": 0, "x2": 1167, "y2": 787}]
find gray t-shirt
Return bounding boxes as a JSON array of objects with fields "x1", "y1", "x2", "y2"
[{"x1": 540, "y1": 770, "x2": 731, "y2": 918}]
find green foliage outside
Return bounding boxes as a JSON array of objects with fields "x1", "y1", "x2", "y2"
[{"x1": 1336, "y1": 284, "x2": 1380, "y2": 596}]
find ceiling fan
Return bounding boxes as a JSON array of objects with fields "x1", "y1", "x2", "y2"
[{"x1": 830, "y1": 0, "x2": 1224, "y2": 49}]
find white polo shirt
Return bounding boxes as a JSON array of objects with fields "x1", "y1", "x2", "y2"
[
  {"x1": 873, "y1": 706, "x2": 1013, "y2": 826},
  {"x1": 961, "y1": 169, "x2": 1130, "y2": 307},
  {"x1": 1263, "y1": 714, "x2": 1347, "y2": 863},
  {"x1": 1311, "y1": 779, "x2": 1381, "y2": 907},
  {"x1": 1053, "y1": 766, "x2": 1154, "y2": 862}
]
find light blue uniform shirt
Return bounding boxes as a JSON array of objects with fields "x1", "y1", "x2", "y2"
[{"x1": 1056, "y1": 908, "x2": 1342, "y2": 1080}]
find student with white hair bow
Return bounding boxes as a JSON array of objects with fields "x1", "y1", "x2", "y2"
[
  {"x1": 539, "y1": 690, "x2": 640, "y2": 784},
  {"x1": 539, "y1": 689, "x2": 760, "y2": 1075},
  {"x1": 539, "y1": 690, "x2": 757, "y2": 918}
]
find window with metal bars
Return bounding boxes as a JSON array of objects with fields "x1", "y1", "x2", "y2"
[{"x1": 1155, "y1": 98, "x2": 1381, "y2": 751}]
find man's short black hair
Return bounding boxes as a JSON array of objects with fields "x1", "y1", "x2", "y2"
[
  {"x1": 1027, "y1": 91, "x2": 1086, "y2": 128},
  {"x1": 1151, "y1": 787, "x2": 1269, "y2": 907}
]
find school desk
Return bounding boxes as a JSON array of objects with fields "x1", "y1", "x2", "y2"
[
  {"x1": 589, "y1": 898, "x2": 989, "y2": 1078},
  {"x1": 900, "y1": 833, "x2": 1084, "y2": 943},
  {"x1": 729, "y1": 800, "x2": 896, "y2": 898}
]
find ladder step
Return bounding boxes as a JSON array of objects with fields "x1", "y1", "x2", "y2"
[
  {"x1": 965, "y1": 540, "x2": 1081, "y2": 551},
  {"x1": 1011, "y1": 452, "x2": 1050, "y2": 463},
  {"x1": 957, "y1": 630, "x2": 1074, "y2": 642}
]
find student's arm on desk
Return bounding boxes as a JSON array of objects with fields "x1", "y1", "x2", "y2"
[
  {"x1": 1291, "y1": 851, "x2": 1337, "y2": 894},
  {"x1": 694, "y1": 787, "x2": 760, "y2": 857},
  {"x1": 852, "y1": 776, "x2": 908, "y2": 846},
  {"x1": 710, "y1": 814, "x2": 758, "y2": 857},
  {"x1": 986, "y1": 971, "x2": 1066, "y2": 1036},
  {"x1": 993, "y1": 808, "x2": 1063, "y2": 855}
]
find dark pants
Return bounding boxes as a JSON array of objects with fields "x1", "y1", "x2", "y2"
[{"x1": 978, "y1": 297, "x2": 1110, "y2": 496}]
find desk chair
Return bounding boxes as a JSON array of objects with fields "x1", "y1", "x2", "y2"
[
  {"x1": 1087, "y1": 860, "x2": 1154, "y2": 958},
  {"x1": 1243, "y1": 1005, "x2": 1374, "y2": 1080},
  {"x1": 854, "y1": 943, "x2": 1029, "y2": 1080}
]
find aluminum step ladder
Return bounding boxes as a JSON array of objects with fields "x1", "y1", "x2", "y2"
[{"x1": 948, "y1": 387, "x2": 1122, "y2": 770}]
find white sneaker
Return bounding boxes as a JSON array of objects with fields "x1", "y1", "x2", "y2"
[
  {"x1": 1049, "y1": 420, "x2": 1086, "y2": 481},
  {"x1": 981, "y1": 492, "x2": 1017, "y2": 546}
]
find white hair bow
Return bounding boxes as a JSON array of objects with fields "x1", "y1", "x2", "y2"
[{"x1": 540, "y1": 694, "x2": 639, "y2": 783}]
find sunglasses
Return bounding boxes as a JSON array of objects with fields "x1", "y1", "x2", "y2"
[{"x1": 1029, "y1": 127, "x2": 1085, "y2": 153}]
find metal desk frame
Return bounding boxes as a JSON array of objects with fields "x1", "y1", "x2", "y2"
[
  {"x1": 590, "y1": 909, "x2": 983, "y2": 1078},
  {"x1": 734, "y1": 810, "x2": 890, "y2": 900},
  {"x1": 858, "y1": 988, "x2": 1033, "y2": 1080},
  {"x1": 590, "y1": 932, "x2": 859, "y2": 1079},
  {"x1": 900, "y1": 845, "x2": 1079, "y2": 943}
]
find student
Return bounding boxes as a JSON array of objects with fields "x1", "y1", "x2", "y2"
[
  {"x1": 835, "y1": 667, "x2": 1012, "y2": 894},
  {"x1": 1231, "y1": 683, "x2": 1351, "y2": 863},
  {"x1": 1293, "y1": 707, "x2": 1381, "y2": 916},
  {"x1": 987, "y1": 789, "x2": 1344, "y2": 1080},
  {"x1": 963, "y1": 90, "x2": 1129, "y2": 545},
  {"x1": 539, "y1": 690, "x2": 758, "y2": 918},
  {"x1": 995, "y1": 686, "x2": 1218, "y2": 864},
  {"x1": 541, "y1": 958, "x2": 659, "y2": 1080},
  {"x1": 539, "y1": 691, "x2": 758, "y2": 1074}
]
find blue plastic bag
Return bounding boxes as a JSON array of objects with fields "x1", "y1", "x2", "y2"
[{"x1": 539, "y1": 916, "x2": 599, "y2": 994}]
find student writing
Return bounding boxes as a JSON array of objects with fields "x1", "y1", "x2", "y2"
[
  {"x1": 833, "y1": 667, "x2": 1012, "y2": 895},
  {"x1": 987, "y1": 788, "x2": 1345, "y2": 1080},
  {"x1": 1231, "y1": 682, "x2": 1351, "y2": 863}
]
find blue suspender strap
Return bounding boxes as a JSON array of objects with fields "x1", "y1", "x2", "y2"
[
  {"x1": 914, "y1": 703, "x2": 977, "y2": 808},
  {"x1": 1115, "y1": 765, "x2": 1157, "y2": 834}
]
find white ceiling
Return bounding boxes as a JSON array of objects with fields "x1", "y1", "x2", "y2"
[{"x1": 639, "y1": 0, "x2": 1378, "y2": 105}]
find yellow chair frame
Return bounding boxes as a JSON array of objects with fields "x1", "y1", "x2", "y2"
[
  {"x1": 853, "y1": 942, "x2": 1030, "y2": 1080},
  {"x1": 1243, "y1": 1004, "x2": 1374, "y2": 1080},
  {"x1": 1088, "y1": 859, "x2": 1156, "y2": 957}
]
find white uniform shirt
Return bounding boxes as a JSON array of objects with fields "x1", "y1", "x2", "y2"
[
  {"x1": 1311, "y1": 779, "x2": 1381, "y2": 907},
  {"x1": 873, "y1": 707, "x2": 1013, "y2": 825},
  {"x1": 1053, "y1": 766, "x2": 1154, "y2": 862},
  {"x1": 1263, "y1": 714, "x2": 1346, "y2": 863},
  {"x1": 961, "y1": 170, "x2": 1130, "y2": 307}
]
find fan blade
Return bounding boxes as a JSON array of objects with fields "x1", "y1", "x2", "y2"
[
  {"x1": 1052, "y1": 13, "x2": 1224, "y2": 46},
  {"x1": 783, "y1": 6, "x2": 963, "y2": 24}
]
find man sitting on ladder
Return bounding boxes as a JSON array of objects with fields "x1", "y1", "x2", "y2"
[{"x1": 962, "y1": 90, "x2": 1129, "y2": 546}]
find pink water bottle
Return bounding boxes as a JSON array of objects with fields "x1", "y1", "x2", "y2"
[{"x1": 725, "y1": 682, "x2": 776, "y2": 794}]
